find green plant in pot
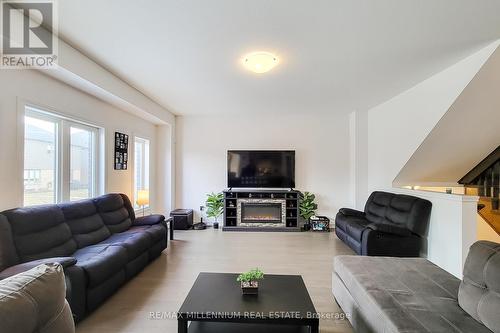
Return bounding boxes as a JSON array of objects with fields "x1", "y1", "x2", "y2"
[
  {"x1": 237, "y1": 268, "x2": 264, "y2": 295},
  {"x1": 206, "y1": 192, "x2": 224, "y2": 227},
  {"x1": 299, "y1": 192, "x2": 318, "y2": 231}
]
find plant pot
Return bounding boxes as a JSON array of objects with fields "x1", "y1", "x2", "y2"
[
  {"x1": 241, "y1": 281, "x2": 259, "y2": 295},
  {"x1": 213, "y1": 222, "x2": 219, "y2": 229},
  {"x1": 303, "y1": 221, "x2": 311, "y2": 231}
]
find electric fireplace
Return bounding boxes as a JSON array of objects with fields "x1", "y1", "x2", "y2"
[
  {"x1": 236, "y1": 199, "x2": 286, "y2": 228},
  {"x1": 241, "y1": 202, "x2": 282, "y2": 223}
]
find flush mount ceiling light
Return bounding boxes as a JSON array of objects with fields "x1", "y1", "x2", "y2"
[{"x1": 242, "y1": 52, "x2": 279, "y2": 74}]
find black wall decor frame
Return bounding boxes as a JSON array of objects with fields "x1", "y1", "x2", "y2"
[{"x1": 114, "y1": 132, "x2": 129, "y2": 170}]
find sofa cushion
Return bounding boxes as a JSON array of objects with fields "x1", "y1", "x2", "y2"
[
  {"x1": 334, "y1": 255, "x2": 491, "y2": 333},
  {"x1": 384, "y1": 195, "x2": 417, "y2": 226},
  {"x1": 98, "y1": 232, "x2": 150, "y2": 260},
  {"x1": 386, "y1": 195, "x2": 431, "y2": 236},
  {"x1": 73, "y1": 244, "x2": 127, "y2": 287},
  {"x1": 459, "y1": 240, "x2": 500, "y2": 333},
  {"x1": 127, "y1": 224, "x2": 167, "y2": 244},
  {"x1": 0, "y1": 214, "x2": 19, "y2": 271},
  {"x1": 0, "y1": 263, "x2": 75, "y2": 333},
  {"x1": 120, "y1": 193, "x2": 136, "y2": 221},
  {"x1": 3, "y1": 206, "x2": 77, "y2": 262},
  {"x1": 364, "y1": 191, "x2": 393, "y2": 224},
  {"x1": 141, "y1": 224, "x2": 167, "y2": 244},
  {"x1": 94, "y1": 194, "x2": 133, "y2": 233},
  {"x1": 60, "y1": 200, "x2": 110, "y2": 248},
  {"x1": 363, "y1": 191, "x2": 431, "y2": 236}
]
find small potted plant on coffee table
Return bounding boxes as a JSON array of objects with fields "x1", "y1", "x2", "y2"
[{"x1": 237, "y1": 268, "x2": 264, "y2": 295}]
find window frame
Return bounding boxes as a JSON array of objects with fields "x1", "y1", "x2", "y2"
[
  {"x1": 24, "y1": 108, "x2": 61, "y2": 204},
  {"x1": 23, "y1": 106, "x2": 102, "y2": 206},
  {"x1": 134, "y1": 136, "x2": 150, "y2": 210},
  {"x1": 67, "y1": 122, "x2": 99, "y2": 202}
]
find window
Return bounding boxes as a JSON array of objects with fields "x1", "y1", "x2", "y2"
[
  {"x1": 70, "y1": 126, "x2": 96, "y2": 201},
  {"x1": 134, "y1": 137, "x2": 150, "y2": 209},
  {"x1": 24, "y1": 107, "x2": 100, "y2": 206},
  {"x1": 24, "y1": 113, "x2": 58, "y2": 205}
]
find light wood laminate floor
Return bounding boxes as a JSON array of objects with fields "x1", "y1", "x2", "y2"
[{"x1": 76, "y1": 229, "x2": 355, "y2": 333}]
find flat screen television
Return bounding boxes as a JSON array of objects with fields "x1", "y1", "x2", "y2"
[{"x1": 227, "y1": 150, "x2": 295, "y2": 188}]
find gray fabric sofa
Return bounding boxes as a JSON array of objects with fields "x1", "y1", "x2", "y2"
[
  {"x1": 0, "y1": 193, "x2": 167, "y2": 322},
  {"x1": 0, "y1": 263, "x2": 75, "y2": 333},
  {"x1": 333, "y1": 240, "x2": 500, "y2": 333}
]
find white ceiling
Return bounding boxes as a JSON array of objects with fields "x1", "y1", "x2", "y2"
[{"x1": 58, "y1": 0, "x2": 500, "y2": 116}]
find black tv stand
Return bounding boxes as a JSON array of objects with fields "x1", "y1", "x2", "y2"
[{"x1": 223, "y1": 189, "x2": 303, "y2": 232}]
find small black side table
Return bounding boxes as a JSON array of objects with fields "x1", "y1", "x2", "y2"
[{"x1": 164, "y1": 217, "x2": 174, "y2": 240}]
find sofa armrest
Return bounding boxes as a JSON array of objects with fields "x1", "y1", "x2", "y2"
[
  {"x1": 339, "y1": 208, "x2": 365, "y2": 218},
  {"x1": 134, "y1": 214, "x2": 165, "y2": 226},
  {"x1": 366, "y1": 223, "x2": 411, "y2": 236},
  {"x1": 0, "y1": 263, "x2": 75, "y2": 333},
  {"x1": 0, "y1": 257, "x2": 77, "y2": 280}
]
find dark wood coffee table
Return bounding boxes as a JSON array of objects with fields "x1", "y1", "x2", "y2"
[{"x1": 178, "y1": 272, "x2": 319, "y2": 333}]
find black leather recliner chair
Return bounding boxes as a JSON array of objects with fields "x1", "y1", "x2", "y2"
[{"x1": 335, "y1": 191, "x2": 432, "y2": 257}]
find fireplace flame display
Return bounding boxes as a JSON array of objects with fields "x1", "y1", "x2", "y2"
[
  {"x1": 241, "y1": 202, "x2": 282, "y2": 223},
  {"x1": 244, "y1": 215, "x2": 280, "y2": 221}
]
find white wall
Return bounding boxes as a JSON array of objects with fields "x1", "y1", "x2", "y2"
[
  {"x1": 156, "y1": 124, "x2": 176, "y2": 214},
  {"x1": 394, "y1": 44, "x2": 500, "y2": 186},
  {"x1": 349, "y1": 110, "x2": 368, "y2": 209},
  {"x1": 477, "y1": 215, "x2": 500, "y2": 243},
  {"x1": 356, "y1": 43, "x2": 500, "y2": 277},
  {"x1": 0, "y1": 69, "x2": 163, "y2": 212},
  {"x1": 392, "y1": 188, "x2": 478, "y2": 278},
  {"x1": 363, "y1": 42, "x2": 498, "y2": 201},
  {"x1": 175, "y1": 114, "x2": 351, "y2": 221}
]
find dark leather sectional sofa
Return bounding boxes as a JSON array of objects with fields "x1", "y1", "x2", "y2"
[
  {"x1": 335, "y1": 191, "x2": 432, "y2": 257},
  {"x1": 0, "y1": 193, "x2": 167, "y2": 321}
]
